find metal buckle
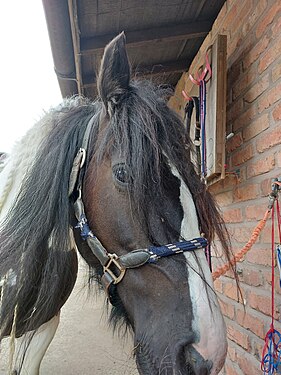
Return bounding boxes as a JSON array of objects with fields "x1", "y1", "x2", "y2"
[{"x1": 103, "y1": 254, "x2": 126, "y2": 284}]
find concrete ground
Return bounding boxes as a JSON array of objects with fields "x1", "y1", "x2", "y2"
[{"x1": 0, "y1": 263, "x2": 138, "y2": 375}]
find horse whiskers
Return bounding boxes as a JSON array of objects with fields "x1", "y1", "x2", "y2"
[{"x1": 158, "y1": 346, "x2": 173, "y2": 375}]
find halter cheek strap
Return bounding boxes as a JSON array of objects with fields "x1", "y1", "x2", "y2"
[{"x1": 69, "y1": 117, "x2": 208, "y2": 301}]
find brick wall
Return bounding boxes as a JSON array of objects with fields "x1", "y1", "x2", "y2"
[{"x1": 170, "y1": 1, "x2": 281, "y2": 373}]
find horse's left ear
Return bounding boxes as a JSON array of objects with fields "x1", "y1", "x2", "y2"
[{"x1": 97, "y1": 32, "x2": 130, "y2": 113}]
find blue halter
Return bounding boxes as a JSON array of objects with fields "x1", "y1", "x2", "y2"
[{"x1": 75, "y1": 212, "x2": 208, "y2": 263}]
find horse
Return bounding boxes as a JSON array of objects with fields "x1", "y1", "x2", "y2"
[{"x1": 0, "y1": 33, "x2": 232, "y2": 375}]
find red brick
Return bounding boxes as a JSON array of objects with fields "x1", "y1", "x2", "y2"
[
  {"x1": 244, "y1": 75, "x2": 269, "y2": 103},
  {"x1": 228, "y1": 60, "x2": 242, "y2": 90},
  {"x1": 242, "y1": 113, "x2": 269, "y2": 141},
  {"x1": 224, "y1": 174, "x2": 241, "y2": 189},
  {"x1": 243, "y1": 34, "x2": 270, "y2": 71},
  {"x1": 219, "y1": 298, "x2": 235, "y2": 319},
  {"x1": 231, "y1": 144, "x2": 254, "y2": 166},
  {"x1": 236, "y1": 167, "x2": 246, "y2": 184},
  {"x1": 246, "y1": 155, "x2": 275, "y2": 178},
  {"x1": 263, "y1": 272, "x2": 281, "y2": 295},
  {"x1": 234, "y1": 184, "x2": 259, "y2": 202},
  {"x1": 238, "y1": 267, "x2": 263, "y2": 287},
  {"x1": 232, "y1": 226, "x2": 257, "y2": 243},
  {"x1": 276, "y1": 150, "x2": 281, "y2": 167},
  {"x1": 225, "y1": 363, "x2": 241, "y2": 375},
  {"x1": 245, "y1": 202, "x2": 268, "y2": 221},
  {"x1": 247, "y1": 291, "x2": 279, "y2": 317},
  {"x1": 211, "y1": 3, "x2": 227, "y2": 35},
  {"x1": 233, "y1": 69, "x2": 257, "y2": 100},
  {"x1": 271, "y1": 11, "x2": 281, "y2": 35},
  {"x1": 256, "y1": 2, "x2": 281, "y2": 38},
  {"x1": 236, "y1": 352, "x2": 260, "y2": 375},
  {"x1": 227, "y1": 324, "x2": 250, "y2": 349},
  {"x1": 252, "y1": 339, "x2": 264, "y2": 361},
  {"x1": 221, "y1": 2, "x2": 239, "y2": 33},
  {"x1": 208, "y1": 180, "x2": 224, "y2": 195},
  {"x1": 214, "y1": 278, "x2": 223, "y2": 293},
  {"x1": 260, "y1": 177, "x2": 273, "y2": 196},
  {"x1": 223, "y1": 208, "x2": 243, "y2": 223},
  {"x1": 260, "y1": 225, "x2": 281, "y2": 244},
  {"x1": 224, "y1": 282, "x2": 243, "y2": 301},
  {"x1": 227, "y1": 99, "x2": 244, "y2": 123},
  {"x1": 227, "y1": 344, "x2": 237, "y2": 362},
  {"x1": 226, "y1": 132, "x2": 243, "y2": 153},
  {"x1": 272, "y1": 62, "x2": 281, "y2": 83},
  {"x1": 273, "y1": 102, "x2": 281, "y2": 121},
  {"x1": 241, "y1": 0, "x2": 267, "y2": 37},
  {"x1": 236, "y1": 309, "x2": 264, "y2": 338},
  {"x1": 246, "y1": 247, "x2": 271, "y2": 266},
  {"x1": 258, "y1": 82, "x2": 281, "y2": 113},
  {"x1": 215, "y1": 191, "x2": 234, "y2": 206},
  {"x1": 233, "y1": 105, "x2": 257, "y2": 132},
  {"x1": 256, "y1": 126, "x2": 281, "y2": 152},
  {"x1": 258, "y1": 40, "x2": 281, "y2": 74},
  {"x1": 208, "y1": 174, "x2": 239, "y2": 195}
]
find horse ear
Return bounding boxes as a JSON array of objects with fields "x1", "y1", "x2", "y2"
[{"x1": 97, "y1": 32, "x2": 130, "y2": 112}]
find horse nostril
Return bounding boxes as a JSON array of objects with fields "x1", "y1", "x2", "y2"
[
  {"x1": 183, "y1": 345, "x2": 212, "y2": 375},
  {"x1": 174, "y1": 341, "x2": 212, "y2": 375}
]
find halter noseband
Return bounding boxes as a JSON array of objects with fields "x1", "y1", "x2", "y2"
[{"x1": 69, "y1": 117, "x2": 208, "y2": 300}]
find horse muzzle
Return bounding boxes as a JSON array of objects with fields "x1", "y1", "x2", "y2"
[{"x1": 135, "y1": 338, "x2": 212, "y2": 375}]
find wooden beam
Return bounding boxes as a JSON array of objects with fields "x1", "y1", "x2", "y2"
[
  {"x1": 82, "y1": 59, "x2": 190, "y2": 88},
  {"x1": 68, "y1": 0, "x2": 83, "y2": 95},
  {"x1": 81, "y1": 21, "x2": 212, "y2": 55}
]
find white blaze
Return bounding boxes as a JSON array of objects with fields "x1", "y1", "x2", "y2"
[{"x1": 173, "y1": 169, "x2": 227, "y2": 374}]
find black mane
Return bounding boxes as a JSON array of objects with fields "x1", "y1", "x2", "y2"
[{"x1": 0, "y1": 98, "x2": 101, "y2": 337}]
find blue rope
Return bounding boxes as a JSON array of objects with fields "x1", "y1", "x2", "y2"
[
  {"x1": 148, "y1": 237, "x2": 208, "y2": 263},
  {"x1": 75, "y1": 214, "x2": 95, "y2": 240},
  {"x1": 76, "y1": 214, "x2": 208, "y2": 265},
  {"x1": 277, "y1": 245, "x2": 281, "y2": 288},
  {"x1": 262, "y1": 329, "x2": 281, "y2": 374},
  {"x1": 200, "y1": 80, "x2": 207, "y2": 177}
]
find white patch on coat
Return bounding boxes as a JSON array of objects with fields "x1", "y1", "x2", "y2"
[
  {"x1": 171, "y1": 168, "x2": 227, "y2": 374},
  {"x1": 13, "y1": 314, "x2": 60, "y2": 375}
]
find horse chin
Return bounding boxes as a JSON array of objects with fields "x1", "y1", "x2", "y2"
[{"x1": 135, "y1": 339, "x2": 213, "y2": 375}]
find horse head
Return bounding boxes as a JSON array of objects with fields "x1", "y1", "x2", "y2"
[{"x1": 77, "y1": 33, "x2": 227, "y2": 375}]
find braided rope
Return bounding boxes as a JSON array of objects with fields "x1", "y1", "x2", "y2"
[
  {"x1": 212, "y1": 209, "x2": 271, "y2": 281},
  {"x1": 212, "y1": 181, "x2": 281, "y2": 281}
]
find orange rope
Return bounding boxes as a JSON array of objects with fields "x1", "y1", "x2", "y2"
[
  {"x1": 212, "y1": 209, "x2": 271, "y2": 280},
  {"x1": 212, "y1": 181, "x2": 281, "y2": 280}
]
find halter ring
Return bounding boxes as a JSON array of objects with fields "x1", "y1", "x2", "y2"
[{"x1": 103, "y1": 253, "x2": 126, "y2": 284}]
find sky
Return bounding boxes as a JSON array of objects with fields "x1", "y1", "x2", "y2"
[{"x1": 0, "y1": 1, "x2": 62, "y2": 153}]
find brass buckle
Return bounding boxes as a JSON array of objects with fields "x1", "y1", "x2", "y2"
[{"x1": 103, "y1": 254, "x2": 126, "y2": 284}]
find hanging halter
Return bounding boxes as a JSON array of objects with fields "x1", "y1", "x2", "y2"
[
  {"x1": 68, "y1": 116, "x2": 208, "y2": 302},
  {"x1": 261, "y1": 180, "x2": 281, "y2": 374}
]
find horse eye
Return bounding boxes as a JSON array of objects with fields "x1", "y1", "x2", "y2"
[{"x1": 113, "y1": 164, "x2": 130, "y2": 185}]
